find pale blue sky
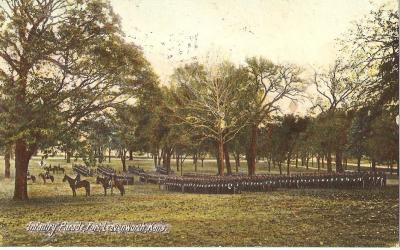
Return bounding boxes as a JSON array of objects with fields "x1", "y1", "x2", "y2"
[{"x1": 110, "y1": 0, "x2": 394, "y2": 83}]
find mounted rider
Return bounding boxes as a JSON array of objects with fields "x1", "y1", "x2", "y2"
[{"x1": 75, "y1": 173, "x2": 81, "y2": 185}]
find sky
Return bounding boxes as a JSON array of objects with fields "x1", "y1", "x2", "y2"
[{"x1": 109, "y1": 0, "x2": 395, "y2": 113}]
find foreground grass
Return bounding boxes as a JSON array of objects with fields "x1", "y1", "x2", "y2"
[{"x1": 0, "y1": 157, "x2": 398, "y2": 246}]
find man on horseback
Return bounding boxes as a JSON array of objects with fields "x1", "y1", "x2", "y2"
[
  {"x1": 44, "y1": 169, "x2": 50, "y2": 178},
  {"x1": 75, "y1": 173, "x2": 81, "y2": 185}
]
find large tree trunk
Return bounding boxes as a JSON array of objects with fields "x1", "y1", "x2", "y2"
[
  {"x1": 286, "y1": 156, "x2": 291, "y2": 175},
  {"x1": 129, "y1": 150, "x2": 133, "y2": 161},
  {"x1": 371, "y1": 158, "x2": 376, "y2": 172},
  {"x1": 13, "y1": 140, "x2": 31, "y2": 201},
  {"x1": 165, "y1": 150, "x2": 172, "y2": 174},
  {"x1": 120, "y1": 149, "x2": 127, "y2": 172},
  {"x1": 267, "y1": 158, "x2": 271, "y2": 172},
  {"x1": 326, "y1": 152, "x2": 332, "y2": 172},
  {"x1": 234, "y1": 152, "x2": 240, "y2": 173},
  {"x1": 295, "y1": 153, "x2": 298, "y2": 168},
  {"x1": 311, "y1": 155, "x2": 314, "y2": 168},
  {"x1": 193, "y1": 153, "x2": 197, "y2": 164},
  {"x1": 357, "y1": 156, "x2": 361, "y2": 172},
  {"x1": 317, "y1": 155, "x2": 320, "y2": 172},
  {"x1": 306, "y1": 156, "x2": 309, "y2": 169},
  {"x1": 217, "y1": 139, "x2": 225, "y2": 176},
  {"x1": 224, "y1": 143, "x2": 232, "y2": 175},
  {"x1": 98, "y1": 147, "x2": 104, "y2": 163},
  {"x1": 246, "y1": 125, "x2": 257, "y2": 176},
  {"x1": 158, "y1": 149, "x2": 163, "y2": 166},
  {"x1": 176, "y1": 154, "x2": 180, "y2": 171},
  {"x1": 66, "y1": 151, "x2": 71, "y2": 163},
  {"x1": 153, "y1": 154, "x2": 157, "y2": 168},
  {"x1": 180, "y1": 157, "x2": 183, "y2": 176},
  {"x1": 278, "y1": 161, "x2": 282, "y2": 175},
  {"x1": 4, "y1": 146, "x2": 11, "y2": 178},
  {"x1": 335, "y1": 150, "x2": 343, "y2": 173},
  {"x1": 108, "y1": 148, "x2": 111, "y2": 163}
]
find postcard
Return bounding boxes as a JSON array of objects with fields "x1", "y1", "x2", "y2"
[{"x1": 0, "y1": 0, "x2": 398, "y2": 247}]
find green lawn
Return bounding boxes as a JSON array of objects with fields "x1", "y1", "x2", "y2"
[{"x1": 0, "y1": 157, "x2": 398, "y2": 246}]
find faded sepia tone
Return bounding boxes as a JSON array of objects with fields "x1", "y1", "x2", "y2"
[{"x1": 0, "y1": 0, "x2": 398, "y2": 247}]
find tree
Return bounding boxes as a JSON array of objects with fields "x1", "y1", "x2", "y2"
[
  {"x1": 281, "y1": 115, "x2": 309, "y2": 175},
  {"x1": 347, "y1": 108, "x2": 370, "y2": 171},
  {"x1": 264, "y1": 121, "x2": 287, "y2": 175},
  {"x1": 0, "y1": 0, "x2": 150, "y2": 200},
  {"x1": 341, "y1": 6, "x2": 398, "y2": 114},
  {"x1": 244, "y1": 57, "x2": 304, "y2": 175},
  {"x1": 111, "y1": 104, "x2": 140, "y2": 172},
  {"x1": 172, "y1": 62, "x2": 250, "y2": 176},
  {"x1": 365, "y1": 111, "x2": 398, "y2": 173},
  {"x1": 311, "y1": 58, "x2": 367, "y2": 172},
  {"x1": 132, "y1": 80, "x2": 163, "y2": 167},
  {"x1": 1, "y1": 145, "x2": 12, "y2": 178},
  {"x1": 229, "y1": 129, "x2": 248, "y2": 172},
  {"x1": 340, "y1": 6, "x2": 398, "y2": 172}
]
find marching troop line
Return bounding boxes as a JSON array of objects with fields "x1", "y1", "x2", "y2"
[
  {"x1": 128, "y1": 165, "x2": 145, "y2": 175},
  {"x1": 73, "y1": 164, "x2": 388, "y2": 194},
  {"x1": 72, "y1": 164, "x2": 94, "y2": 177},
  {"x1": 162, "y1": 172, "x2": 387, "y2": 194},
  {"x1": 129, "y1": 165, "x2": 168, "y2": 184}
]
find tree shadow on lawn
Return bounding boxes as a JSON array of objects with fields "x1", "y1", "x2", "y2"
[
  {"x1": 0, "y1": 194, "x2": 110, "y2": 208},
  {"x1": 277, "y1": 186, "x2": 399, "y2": 202}
]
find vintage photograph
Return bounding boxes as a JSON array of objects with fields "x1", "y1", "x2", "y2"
[{"x1": 0, "y1": 0, "x2": 398, "y2": 247}]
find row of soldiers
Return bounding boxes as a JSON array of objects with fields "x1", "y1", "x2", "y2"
[
  {"x1": 128, "y1": 165, "x2": 145, "y2": 175},
  {"x1": 139, "y1": 172, "x2": 167, "y2": 184},
  {"x1": 44, "y1": 164, "x2": 65, "y2": 174},
  {"x1": 162, "y1": 172, "x2": 387, "y2": 194},
  {"x1": 72, "y1": 164, "x2": 93, "y2": 177},
  {"x1": 96, "y1": 165, "x2": 134, "y2": 185}
]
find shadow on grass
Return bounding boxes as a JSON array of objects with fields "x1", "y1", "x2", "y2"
[
  {"x1": 278, "y1": 185, "x2": 399, "y2": 202},
  {"x1": 0, "y1": 194, "x2": 110, "y2": 208}
]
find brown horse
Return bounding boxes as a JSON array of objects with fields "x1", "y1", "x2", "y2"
[
  {"x1": 111, "y1": 175, "x2": 125, "y2": 196},
  {"x1": 38, "y1": 172, "x2": 54, "y2": 183},
  {"x1": 63, "y1": 174, "x2": 90, "y2": 197},
  {"x1": 98, "y1": 175, "x2": 125, "y2": 196},
  {"x1": 96, "y1": 176, "x2": 112, "y2": 196},
  {"x1": 27, "y1": 175, "x2": 36, "y2": 183}
]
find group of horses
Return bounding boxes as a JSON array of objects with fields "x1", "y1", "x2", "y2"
[
  {"x1": 26, "y1": 163, "x2": 126, "y2": 197},
  {"x1": 26, "y1": 164, "x2": 65, "y2": 184},
  {"x1": 62, "y1": 173, "x2": 125, "y2": 197},
  {"x1": 26, "y1": 171, "x2": 55, "y2": 184}
]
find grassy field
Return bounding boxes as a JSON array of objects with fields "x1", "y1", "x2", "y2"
[{"x1": 0, "y1": 156, "x2": 398, "y2": 246}]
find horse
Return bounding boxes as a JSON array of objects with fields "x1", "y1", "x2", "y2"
[
  {"x1": 111, "y1": 175, "x2": 125, "y2": 196},
  {"x1": 54, "y1": 165, "x2": 65, "y2": 174},
  {"x1": 96, "y1": 176, "x2": 112, "y2": 196},
  {"x1": 38, "y1": 172, "x2": 54, "y2": 183},
  {"x1": 58, "y1": 167, "x2": 65, "y2": 174},
  {"x1": 27, "y1": 175, "x2": 36, "y2": 183},
  {"x1": 63, "y1": 174, "x2": 90, "y2": 197},
  {"x1": 96, "y1": 175, "x2": 125, "y2": 196}
]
